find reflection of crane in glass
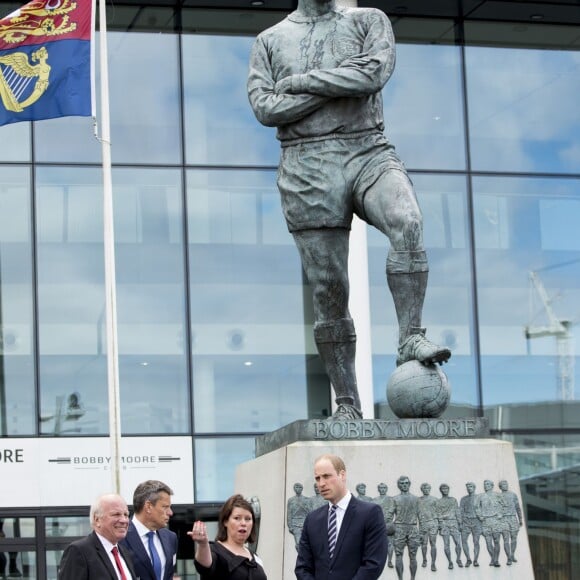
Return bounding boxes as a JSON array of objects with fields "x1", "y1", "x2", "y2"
[{"x1": 524, "y1": 268, "x2": 575, "y2": 401}]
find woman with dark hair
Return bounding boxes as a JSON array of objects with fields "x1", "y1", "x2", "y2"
[{"x1": 189, "y1": 494, "x2": 267, "y2": 579}]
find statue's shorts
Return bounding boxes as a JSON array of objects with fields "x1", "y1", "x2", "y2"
[
  {"x1": 439, "y1": 521, "x2": 461, "y2": 536},
  {"x1": 419, "y1": 520, "x2": 438, "y2": 536},
  {"x1": 393, "y1": 523, "x2": 421, "y2": 553},
  {"x1": 504, "y1": 515, "x2": 520, "y2": 533},
  {"x1": 481, "y1": 515, "x2": 503, "y2": 535},
  {"x1": 277, "y1": 131, "x2": 408, "y2": 233},
  {"x1": 462, "y1": 517, "x2": 482, "y2": 535}
]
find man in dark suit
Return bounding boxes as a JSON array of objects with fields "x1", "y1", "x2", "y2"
[
  {"x1": 296, "y1": 454, "x2": 388, "y2": 580},
  {"x1": 120, "y1": 480, "x2": 178, "y2": 580},
  {"x1": 58, "y1": 493, "x2": 138, "y2": 579}
]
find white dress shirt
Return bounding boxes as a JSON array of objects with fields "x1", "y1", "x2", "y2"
[
  {"x1": 133, "y1": 516, "x2": 167, "y2": 576},
  {"x1": 329, "y1": 491, "x2": 352, "y2": 538}
]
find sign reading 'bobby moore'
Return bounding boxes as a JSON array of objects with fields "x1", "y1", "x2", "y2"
[{"x1": 0, "y1": 437, "x2": 194, "y2": 507}]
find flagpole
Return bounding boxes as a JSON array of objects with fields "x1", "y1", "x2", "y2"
[{"x1": 98, "y1": 0, "x2": 122, "y2": 494}]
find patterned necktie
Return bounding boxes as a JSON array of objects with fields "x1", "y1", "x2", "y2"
[
  {"x1": 328, "y1": 504, "x2": 338, "y2": 559},
  {"x1": 111, "y1": 546, "x2": 128, "y2": 580},
  {"x1": 147, "y1": 531, "x2": 162, "y2": 580}
]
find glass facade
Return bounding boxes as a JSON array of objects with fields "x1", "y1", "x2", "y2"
[{"x1": 0, "y1": 2, "x2": 578, "y2": 578}]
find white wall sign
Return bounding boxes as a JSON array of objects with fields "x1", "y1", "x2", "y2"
[{"x1": 0, "y1": 437, "x2": 194, "y2": 507}]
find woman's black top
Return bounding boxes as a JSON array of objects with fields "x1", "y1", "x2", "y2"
[{"x1": 194, "y1": 541, "x2": 267, "y2": 580}]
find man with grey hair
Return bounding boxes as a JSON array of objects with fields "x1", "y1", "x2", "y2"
[
  {"x1": 58, "y1": 493, "x2": 137, "y2": 579},
  {"x1": 121, "y1": 480, "x2": 178, "y2": 580},
  {"x1": 248, "y1": 0, "x2": 451, "y2": 421}
]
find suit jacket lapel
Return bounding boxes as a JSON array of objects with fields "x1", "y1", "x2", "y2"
[
  {"x1": 118, "y1": 542, "x2": 139, "y2": 580},
  {"x1": 89, "y1": 532, "x2": 120, "y2": 580},
  {"x1": 158, "y1": 529, "x2": 173, "y2": 577},
  {"x1": 126, "y1": 523, "x2": 155, "y2": 579},
  {"x1": 318, "y1": 505, "x2": 331, "y2": 555}
]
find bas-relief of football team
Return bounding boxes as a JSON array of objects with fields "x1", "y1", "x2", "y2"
[{"x1": 287, "y1": 477, "x2": 523, "y2": 578}]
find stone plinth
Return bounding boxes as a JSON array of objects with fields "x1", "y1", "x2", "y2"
[
  {"x1": 235, "y1": 438, "x2": 534, "y2": 580},
  {"x1": 256, "y1": 417, "x2": 490, "y2": 457}
]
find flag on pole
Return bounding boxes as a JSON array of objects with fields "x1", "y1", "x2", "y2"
[{"x1": 0, "y1": 0, "x2": 95, "y2": 126}]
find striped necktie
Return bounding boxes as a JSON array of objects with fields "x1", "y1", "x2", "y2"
[{"x1": 328, "y1": 504, "x2": 338, "y2": 558}]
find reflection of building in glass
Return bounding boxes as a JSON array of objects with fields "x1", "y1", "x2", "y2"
[
  {"x1": 0, "y1": 519, "x2": 22, "y2": 578},
  {"x1": 0, "y1": 1, "x2": 578, "y2": 578}
]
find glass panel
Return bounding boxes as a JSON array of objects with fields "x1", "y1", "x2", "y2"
[
  {"x1": 181, "y1": 8, "x2": 288, "y2": 35},
  {"x1": 36, "y1": 166, "x2": 190, "y2": 435},
  {"x1": 0, "y1": 550, "x2": 35, "y2": 579},
  {"x1": 193, "y1": 355, "x2": 329, "y2": 433},
  {"x1": 0, "y1": 523, "x2": 34, "y2": 578},
  {"x1": 47, "y1": 549, "x2": 64, "y2": 580},
  {"x1": 464, "y1": 21, "x2": 580, "y2": 50},
  {"x1": 370, "y1": 174, "x2": 479, "y2": 417},
  {"x1": 473, "y1": 176, "x2": 580, "y2": 411},
  {"x1": 0, "y1": 122, "x2": 30, "y2": 162},
  {"x1": 507, "y1": 433, "x2": 580, "y2": 479},
  {"x1": 106, "y1": 31, "x2": 181, "y2": 164},
  {"x1": 194, "y1": 437, "x2": 255, "y2": 501},
  {"x1": 182, "y1": 35, "x2": 279, "y2": 167},
  {"x1": 35, "y1": 167, "x2": 108, "y2": 435},
  {"x1": 0, "y1": 517, "x2": 35, "y2": 538},
  {"x1": 466, "y1": 46, "x2": 580, "y2": 174},
  {"x1": 105, "y1": 5, "x2": 177, "y2": 33},
  {"x1": 45, "y1": 516, "x2": 91, "y2": 538},
  {"x1": 0, "y1": 167, "x2": 35, "y2": 436},
  {"x1": 188, "y1": 169, "x2": 328, "y2": 433},
  {"x1": 383, "y1": 44, "x2": 466, "y2": 171},
  {"x1": 176, "y1": 553, "x2": 204, "y2": 579},
  {"x1": 392, "y1": 18, "x2": 457, "y2": 44},
  {"x1": 504, "y1": 432, "x2": 580, "y2": 579},
  {"x1": 112, "y1": 168, "x2": 189, "y2": 434},
  {"x1": 35, "y1": 31, "x2": 181, "y2": 164},
  {"x1": 32, "y1": 116, "x2": 98, "y2": 165}
]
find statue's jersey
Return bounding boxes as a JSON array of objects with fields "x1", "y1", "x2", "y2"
[{"x1": 248, "y1": 7, "x2": 395, "y2": 144}]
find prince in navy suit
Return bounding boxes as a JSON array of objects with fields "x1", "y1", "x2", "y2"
[
  {"x1": 296, "y1": 454, "x2": 388, "y2": 580},
  {"x1": 120, "y1": 480, "x2": 178, "y2": 580}
]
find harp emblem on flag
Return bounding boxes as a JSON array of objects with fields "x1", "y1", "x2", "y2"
[{"x1": 0, "y1": 46, "x2": 50, "y2": 111}]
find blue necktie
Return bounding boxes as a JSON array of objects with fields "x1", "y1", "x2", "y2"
[
  {"x1": 147, "y1": 531, "x2": 162, "y2": 580},
  {"x1": 328, "y1": 504, "x2": 338, "y2": 559}
]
